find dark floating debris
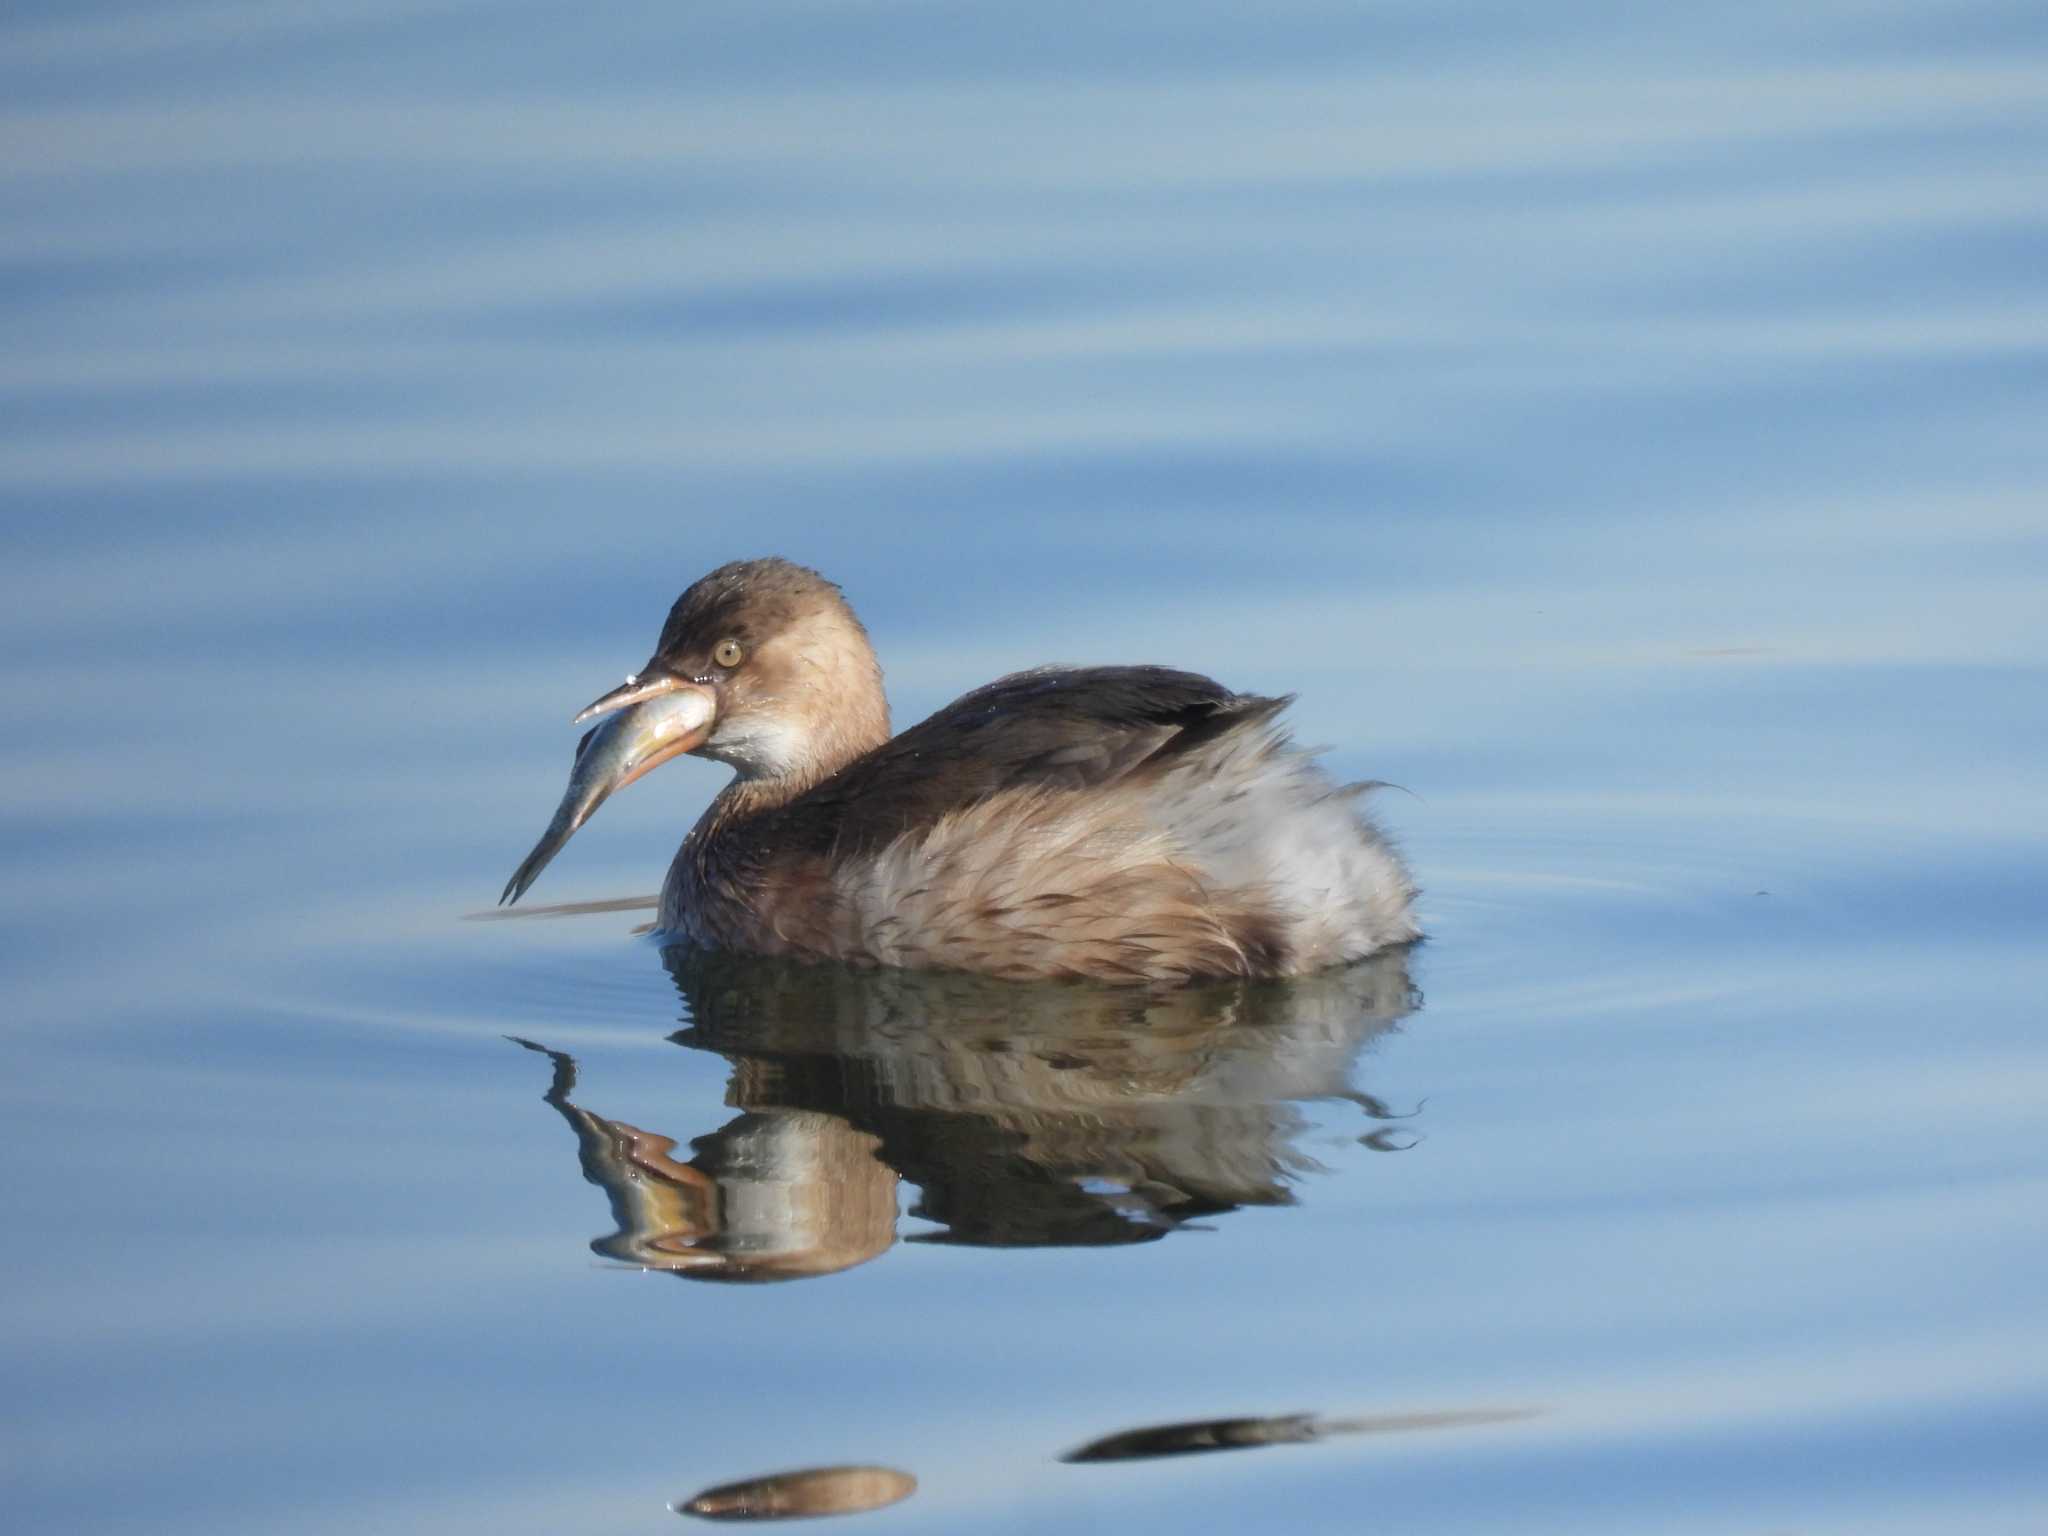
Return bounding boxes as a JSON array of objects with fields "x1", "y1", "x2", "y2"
[
  {"x1": 675, "y1": 1465, "x2": 917, "y2": 1521},
  {"x1": 1344, "y1": 1091, "x2": 1425, "y2": 1121},
  {"x1": 1063, "y1": 1407, "x2": 1536, "y2": 1464},
  {"x1": 463, "y1": 892, "x2": 658, "y2": 921},
  {"x1": 1064, "y1": 1413, "x2": 1323, "y2": 1461},
  {"x1": 1359, "y1": 1128, "x2": 1422, "y2": 1152}
]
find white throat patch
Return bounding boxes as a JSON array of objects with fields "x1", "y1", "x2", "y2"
[{"x1": 702, "y1": 712, "x2": 811, "y2": 780}]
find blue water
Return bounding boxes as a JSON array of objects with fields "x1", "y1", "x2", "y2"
[{"x1": 4, "y1": 3, "x2": 2047, "y2": 1532}]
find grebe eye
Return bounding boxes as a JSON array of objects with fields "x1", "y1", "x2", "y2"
[{"x1": 713, "y1": 639, "x2": 744, "y2": 668}]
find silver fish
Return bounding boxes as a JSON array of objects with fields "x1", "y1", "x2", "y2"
[{"x1": 501, "y1": 685, "x2": 716, "y2": 907}]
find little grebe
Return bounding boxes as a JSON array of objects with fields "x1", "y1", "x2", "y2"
[{"x1": 503, "y1": 558, "x2": 1418, "y2": 982}]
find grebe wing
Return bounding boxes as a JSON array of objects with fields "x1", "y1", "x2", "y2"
[{"x1": 772, "y1": 666, "x2": 1287, "y2": 858}]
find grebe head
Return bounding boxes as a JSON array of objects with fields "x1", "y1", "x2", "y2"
[
  {"x1": 502, "y1": 559, "x2": 888, "y2": 905},
  {"x1": 578, "y1": 557, "x2": 890, "y2": 786}
]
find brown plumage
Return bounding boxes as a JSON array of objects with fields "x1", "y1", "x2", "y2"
[{"x1": 504, "y1": 557, "x2": 1419, "y2": 983}]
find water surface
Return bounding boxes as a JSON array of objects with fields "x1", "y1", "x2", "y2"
[{"x1": 3, "y1": 3, "x2": 2046, "y2": 1532}]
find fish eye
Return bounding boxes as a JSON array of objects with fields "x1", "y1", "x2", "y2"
[{"x1": 713, "y1": 638, "x2": 744, "y2": 668}]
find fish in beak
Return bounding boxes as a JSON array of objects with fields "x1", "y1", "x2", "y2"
[{"x1": 500, "y1": 676, "x2": 716, "y2": 906}]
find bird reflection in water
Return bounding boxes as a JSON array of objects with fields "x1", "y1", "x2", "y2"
[{"x1": 516, "y1": 941, "x2": 1420, "y2": 1283}]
